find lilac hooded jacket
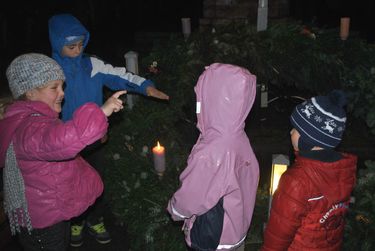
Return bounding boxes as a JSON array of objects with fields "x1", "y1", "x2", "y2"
[
  {"x1": 0, "y1": 101, "x2": 106, "y2": 229},
  {"x1": 167, "y1": 63, "x2": 260, "y2": 250}
]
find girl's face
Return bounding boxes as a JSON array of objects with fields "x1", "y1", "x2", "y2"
[
  {"x1": 290, "y1": 128, "x2": 300, "y2": 151},
  {"x1": 27, "y1": 80, "x2": 65, "y2": 113},
  {"x1": 61, "y1": 40, "x2": 84, "y2": 58}
]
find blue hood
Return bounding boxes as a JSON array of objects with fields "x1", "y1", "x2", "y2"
[{"x1": 48, "y1": 14, "x2": 90, "y2": 61}]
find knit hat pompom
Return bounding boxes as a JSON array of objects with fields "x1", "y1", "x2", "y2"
[
  {"x1": 328, "y1": 89, "x2": 347, "y2": 108},
  {"x1": 290, "y1": 89, "x2": 347, "y2": 149},
  {"x1": 6, "y1": 53, "x2": 65, "y2": 99}
]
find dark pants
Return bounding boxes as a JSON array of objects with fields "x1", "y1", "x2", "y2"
[
  {"x1": 72, "y1": 139, "x2": 107, "y2": 226},
  {"x1": 18, "y1": 221, "x2": 70, "y2": 251}
]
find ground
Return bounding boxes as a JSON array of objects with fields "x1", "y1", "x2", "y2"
[{"x1": 2, "y1": 208, "x2": 129, "y2": 251}]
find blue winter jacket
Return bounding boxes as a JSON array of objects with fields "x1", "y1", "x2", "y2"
[{"x1": 48, "y1": 14, "x2": 153, "y2": 121}]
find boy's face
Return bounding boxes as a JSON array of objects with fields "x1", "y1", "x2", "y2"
[
  {"x1": 290, "y1": 128, "x2": 300, "y2": 151},
  {"x1": 26, "y1": 80, "x2": 65, "y2": 113},
  {"x1": 61, "y1": 40, "x2": 84, "y2": 58}
]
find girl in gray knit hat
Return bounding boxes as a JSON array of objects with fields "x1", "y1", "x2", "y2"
[{"x1": 0, "y1": 53, "x2": 126, "y2": 250}]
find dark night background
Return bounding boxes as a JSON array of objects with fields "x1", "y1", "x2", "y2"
[
  {"x1": 1, "y1": 1, "x2": 375, "y2": 250},
  {"x1": 0, "y1": 0, "x2": 375, "y2": 95}
]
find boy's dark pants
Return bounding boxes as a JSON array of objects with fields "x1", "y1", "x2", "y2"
[
  {"x1": 18, "y1": 221, "x2": 70, "y2": 251},
  {"x1": 72, "y1": 139, "x2": 108, "y2": 225}
]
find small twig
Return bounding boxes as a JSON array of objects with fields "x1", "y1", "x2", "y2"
[
  {"x1": 267, "y1": 97, "x2": 280, "y2": 104},
  {"x1": 290, "y1": 95, "x2": 306, "y2": 101},
  {"x1": 143, "y1": 198, "x2": 161, "y2": 207},
  {"x1": 271, "y1": 66, "x2": 280, "y2": 74}
]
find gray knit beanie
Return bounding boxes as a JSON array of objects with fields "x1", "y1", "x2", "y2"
[{"x1": 6, "y1": 53, "x2": 65, "y2": 99}]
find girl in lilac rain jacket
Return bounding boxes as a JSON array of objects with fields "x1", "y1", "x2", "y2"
[{"x1": 167, "y1": 63, "x2": 260, "y2": 250}]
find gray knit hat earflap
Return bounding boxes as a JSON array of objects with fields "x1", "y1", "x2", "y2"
[{"x1": 6, "y1": 53, "x2": 65, "y2": 99}]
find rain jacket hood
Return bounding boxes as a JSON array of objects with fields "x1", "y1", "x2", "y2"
[
  {"x1": 48, "y1": 13, "x2": 89, "y2": 62},
  {"x1": 168, "y1": 63, "x2": 259, "y2": 250},
  {"x1": 195, "y1": 63, "x2": 255, "y2": 136}
]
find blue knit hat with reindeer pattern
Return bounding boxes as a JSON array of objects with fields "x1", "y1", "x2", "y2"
[{"x1": 290, "y1": 90, "x2": 347, "y2": 149}]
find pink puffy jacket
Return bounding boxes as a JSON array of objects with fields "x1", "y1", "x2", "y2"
[{"x1": 0, "y1": 101, "x2": 106, "y2": 229}]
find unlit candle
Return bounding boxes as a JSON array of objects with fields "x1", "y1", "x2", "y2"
[
  {"x1": 340, "y1": 17, "x2": 350, "y2": 40},
  {"x1": 181, "y1": 18, "x2": 191, "y2": 39}
]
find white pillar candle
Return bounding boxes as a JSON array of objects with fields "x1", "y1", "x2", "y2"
[
  {"x1": 257, "y1": 0, "x2": 268, "y2": 31},
  {"x1": 152, "y1": 141, "x2": 166, "y2": 176},
  {"x1": 181, "y1": 18, "x2": 191, "y2": 39},
  {"x1": 124, "y1": 51, "x2": 139, "y2": 110},
  {"x1": 124, "y1": 51, "x2": 139, "y2": 74}
]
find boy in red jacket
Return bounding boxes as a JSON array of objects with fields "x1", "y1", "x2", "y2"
[{"x1": 262, "y1": 90, "x2": 357, "y2": 251}]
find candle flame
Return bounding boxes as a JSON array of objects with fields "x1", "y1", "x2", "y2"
[{"x1": 153, "y1": 141, "x2": 164, "y2": 153}]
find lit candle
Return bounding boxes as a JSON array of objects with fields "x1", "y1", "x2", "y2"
[
  {"x1": 152, "y1": 141, "x2": 166, "y2": 176},
  {"x1": 340, "y1": 17, "x2": 350, "y2": 40}
]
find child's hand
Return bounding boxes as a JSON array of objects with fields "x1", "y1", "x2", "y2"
[
  {"x1": 101, "y1": 90, "x2": 127, "y2": 117},
  {"x1": 146, "y1": 86, "x2": 169, "y2": 100}
]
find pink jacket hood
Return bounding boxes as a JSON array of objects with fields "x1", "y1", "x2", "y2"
[
  {"x1": 0, "y1": 101, "x2": 106, "y2": 228},
  {"x1": 195, "y1": 63, "x2": 256, "y2": 136},
  {"x1": 168, "y1": 63, "x2": 259, "y2": 250}
]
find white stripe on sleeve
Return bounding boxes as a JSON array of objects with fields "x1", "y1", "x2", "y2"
[{"x1": 90, "y1": 57, "x2": 145, "y2": 86}]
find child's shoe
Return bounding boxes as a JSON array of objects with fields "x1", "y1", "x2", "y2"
[
  {"x1": 87, "y1": 219, "x2": 111, "y2": 244},
  {"x1": 70, "y1": 222, "x2": 85, "y2": 247}
]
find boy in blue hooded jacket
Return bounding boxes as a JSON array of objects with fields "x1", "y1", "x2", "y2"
[{"x1": 48, "y1": 13, "x2": 169, "y2": 247}]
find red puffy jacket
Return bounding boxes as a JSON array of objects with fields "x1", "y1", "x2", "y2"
[{"x1": 262, "y1": 152, "x2": 357, "y2": 251}]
